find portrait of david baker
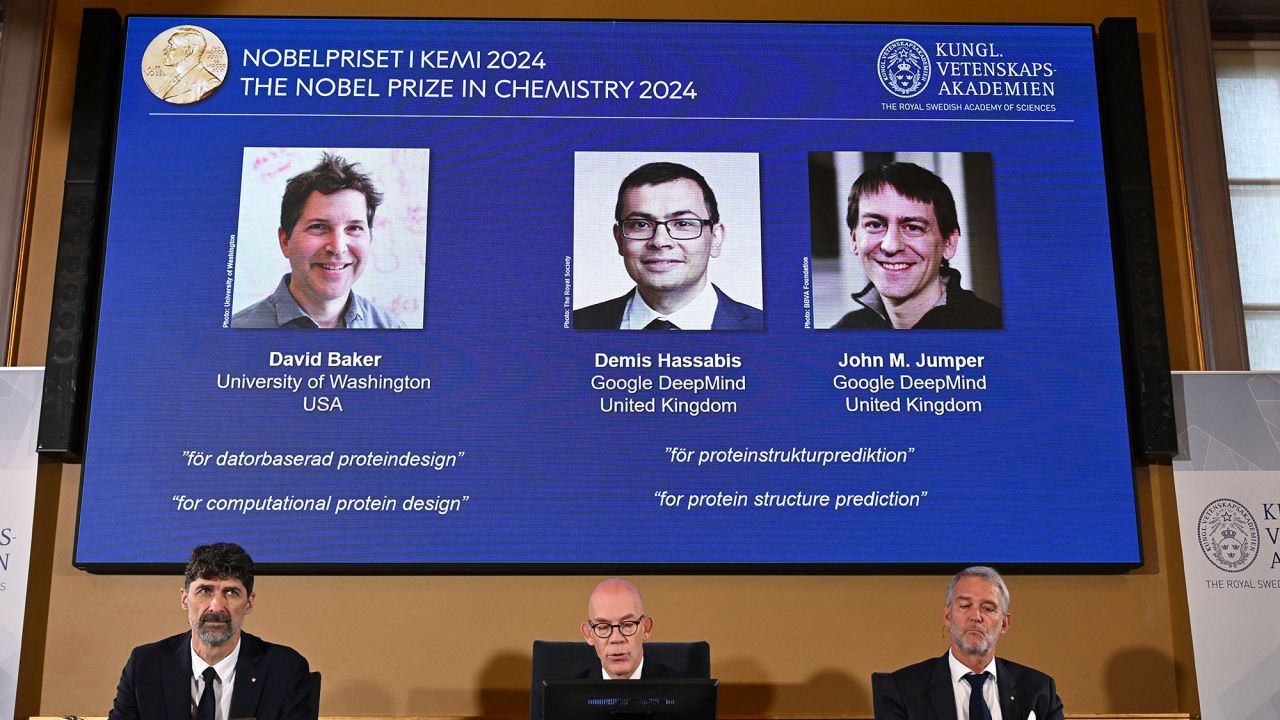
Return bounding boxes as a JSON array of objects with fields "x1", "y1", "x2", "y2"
[
  {"x1": 829, "y1": 159, "x2": 1002, "y2": 330},
  {"x1": 232, "y1": 153, "x2": 405, "y2": 329}
]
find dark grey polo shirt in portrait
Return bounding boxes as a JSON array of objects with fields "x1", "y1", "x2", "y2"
[{"x1": 231, "y1": 274, "x2": 405, "y2": 329}]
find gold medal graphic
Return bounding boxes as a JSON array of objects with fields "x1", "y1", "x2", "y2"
[{"x1": 141, "y1": 25, "x2": 228, "y2": 104}]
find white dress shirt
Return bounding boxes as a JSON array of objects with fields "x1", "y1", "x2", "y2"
[
  {"x1": 620, "y1": 283, "x2": 718, "y2": 330},
  {"x1": 191, "y1": 640, "x2": 241, "y2": 720},
  {"x1": 948, "y1": 649, "x2": 1003, "y2": 720}
]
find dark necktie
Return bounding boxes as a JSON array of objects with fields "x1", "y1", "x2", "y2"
[
  {"x1": 965, "y1": 671, "x2": 992, "y2": 720},
  {"x1": 196, "y1": 667, "x2": 218, "y2": 720},
  {"x1": 644, "y1": 318, "x2": 678, "y2": 330}
]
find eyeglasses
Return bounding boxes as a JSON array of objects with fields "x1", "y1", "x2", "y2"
[
  {"x1": 618, "y1": 218, "x2": 711, "y2": 241},
  {"x1": 587, "y1": 615, "x2": 647, "y2": 638}
]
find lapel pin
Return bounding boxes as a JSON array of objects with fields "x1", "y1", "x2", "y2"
[{"x1": 251, "y1": 678, "x2": 257, "y2": 683}]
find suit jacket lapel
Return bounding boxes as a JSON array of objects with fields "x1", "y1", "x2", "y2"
[
  {"x1": 709, "y1": 285, "x2": 749, "y2": 329},
  {"x1": 928, "y1": 654, "x2": 959, "y2": 720},
  {"x1": 612, "y1": 290, "x2": 635, "y2": 329},
  {"x1": 229, "y1": 633, "x2": 265, "y2": 720},
  {"x1": 163, "y1": 634, "x2": 194, "y2": 720},
  {"x1": 996, "y1": 658, "x2": 1023, "y2": 720},
  {"x1": 709, "y1": 286, "x2": 732, "y2": 329}
]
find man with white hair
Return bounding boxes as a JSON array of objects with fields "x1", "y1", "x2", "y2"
[{"x1": 873, "y1": 566, "x2": 1063, "y2": 720}]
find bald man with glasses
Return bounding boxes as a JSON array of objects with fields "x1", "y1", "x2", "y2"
[{"x1": 579, "y1": 578, "x2": 686, "y2": 680}]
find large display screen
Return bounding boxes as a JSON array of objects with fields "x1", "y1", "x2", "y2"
[{"x1": 75, "y1": 16, "x2": 1141, "y2": 568}]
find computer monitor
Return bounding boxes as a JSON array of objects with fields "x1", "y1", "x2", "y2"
[{"x1": 542, "y1": 678, "x2": 718, "y2": 720}]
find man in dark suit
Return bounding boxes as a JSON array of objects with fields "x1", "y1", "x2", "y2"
[
  {"x1": 873, "y1": 566, "x2": 1063, "y2": 720},
  {"x1": 579, "y1": 578, "x2": 675, "y2": 679},
  {"x1": 108, "y1": 543, "x2": 310, "y2": 720},
  {"x1": 574, "y1": 162, "x2": 763, "y2": 330}
]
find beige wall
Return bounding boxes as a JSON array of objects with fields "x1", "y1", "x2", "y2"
[{"x1": 13, "y1": 0, "x2": 1202, "y2": 717}]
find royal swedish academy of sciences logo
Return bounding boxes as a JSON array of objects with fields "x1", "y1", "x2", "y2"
[
  {"x1": 1198, "y1": 498, "x2": 1259, "y2": 572},
  {"x1": 877, "y1": 39, "x2": 931, "y2": 99}
]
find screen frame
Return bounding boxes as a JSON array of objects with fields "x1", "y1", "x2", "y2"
[{"x1": 70, "y1": 14, "x2": 1149, "y2": 575}]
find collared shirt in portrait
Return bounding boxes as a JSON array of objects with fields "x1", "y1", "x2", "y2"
[
  {"x1": 231, "y1": 274, "x2": 404, "y2": 329},
  {"x1": 620, "y1": 282, "x2": 718, "y2": 330}
]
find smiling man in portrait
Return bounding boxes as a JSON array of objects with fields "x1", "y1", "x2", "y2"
[
  {"x1": 233, "y1": 153, "x2": 404, "y2": 329},
  {"x1": 574, "y1": 161, "x2": 763, "y2": 331},
  {"x1": 834, "y1": 161, "x2": 1001, "y2": 330}
]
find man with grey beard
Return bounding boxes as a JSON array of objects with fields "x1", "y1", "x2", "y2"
[
  {"x1": 108, "y1": 543, "x2": 310, "y2": 720},
  {"x1": 872, "y1": 566, "x2": 1063, "y2": 720}
]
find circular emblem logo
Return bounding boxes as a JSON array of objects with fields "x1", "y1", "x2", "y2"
[
  {"x1": 877, "y1": 38, "x2": 931, "y2": 98},
  {"x1": 1198, "y1": 498, "x2": 1259, "y2": 572},
  {"x1": 140, "y1": 25, "x2": 229, "y2": 105}
]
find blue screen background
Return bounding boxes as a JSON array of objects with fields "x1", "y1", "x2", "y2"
[{"x1": 75, "y1": 18, "x2": 1140, "y2": 567}]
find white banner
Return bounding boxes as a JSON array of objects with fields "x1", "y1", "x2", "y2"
[
  {"x1": 0, "y1": 367, "x2": 43, "y2": 720},
  {"x1": 1173, "y1": 372, "x2": 1280, "y2": 720}
]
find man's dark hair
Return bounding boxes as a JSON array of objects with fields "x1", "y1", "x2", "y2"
[
  {"x1": 845, "y1": 161, "x2": 959, "y2": 239},
  {"x1": 279, "y1": 153, "x2": 384, "y2": 235},
  {"x1": 184, "y1": 542, "x2": 255, "y2": 594},
  {"x1": 615, "y1": 162, "x2": 720, "y2": 225}
]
